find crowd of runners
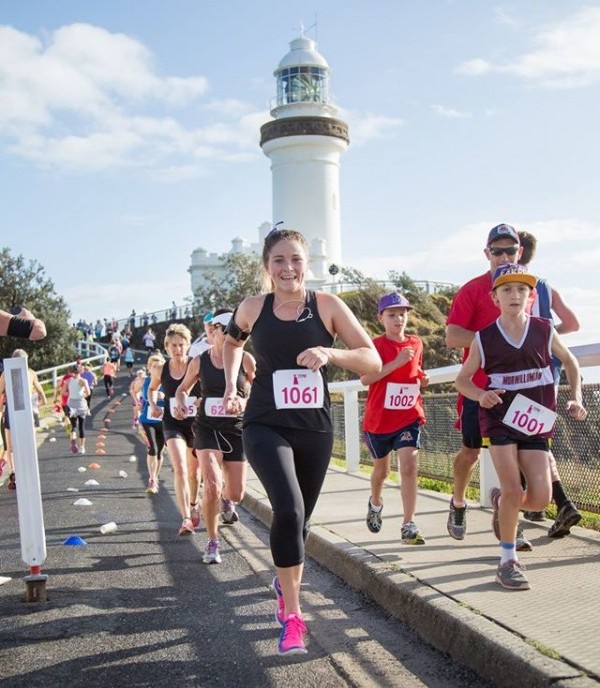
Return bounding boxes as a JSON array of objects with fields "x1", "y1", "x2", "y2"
[{"x1": 0, "y1": 223, "x2": 590, "y2": 656}]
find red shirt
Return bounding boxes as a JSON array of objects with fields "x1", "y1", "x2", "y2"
[
  {"x1": 447, "y1": 271, "x2": 498, "y2": 390},
  {"x1": 363, "y1": 334, "x2": 426, "y2": 434}
]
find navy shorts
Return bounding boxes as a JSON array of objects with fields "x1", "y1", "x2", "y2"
[
  {"x1": 460, "y1": 397, "x2": 482, "y2": 449},
  {"x1": 364, "y1": 420, "x2": 422, "y2": 459}
]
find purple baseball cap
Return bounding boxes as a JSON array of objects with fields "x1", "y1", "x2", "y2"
[
  {"x1": 487, "y1": 223, "x2": 519, "y2": 246},
  {"x1": 492, "y1": 263, "x2": 537, "y2": 290},
  {"x1": 378, "y1": 292, "x2": 413, "y2": 314}
]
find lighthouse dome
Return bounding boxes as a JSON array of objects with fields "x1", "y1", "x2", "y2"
[{"x1": 276, "y1": 37, "x2": 329, "y2": 71}]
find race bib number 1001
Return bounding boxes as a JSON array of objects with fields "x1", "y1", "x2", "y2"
[
  {"x1": 384, "y1": 382, "x2": 419, "y2": 410},
  {"x1": 502, "y1": 393, "x2": 557, "y2": 436},
  {"x1": 273, "y1": 369, "x2": 324, "y2": 410}
]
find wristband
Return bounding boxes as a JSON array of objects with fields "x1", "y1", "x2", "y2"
[{"x1": 7, "y1": 316, "x2": 35, "y2": 338}]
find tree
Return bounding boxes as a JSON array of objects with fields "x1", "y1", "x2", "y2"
[
  {"x1": 0, "y1": 248, "x2": 77, "y2": 370},
  {"x1": 193, "y1": 253, "x2": 264, "y2": 313}
]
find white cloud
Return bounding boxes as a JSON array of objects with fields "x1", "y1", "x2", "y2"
[
  {"x1": 0, "y1": 23, "x2": 261, "y2": 174},
  {"x1": 432, "y1": 104, "x2": 471, "y2": 118},
  {"x1": 342, "y1": 111, "x2": 404, "y2": 145},
  {"x1": 455, "y1": 7, "x2": 600, "y2": 87}
]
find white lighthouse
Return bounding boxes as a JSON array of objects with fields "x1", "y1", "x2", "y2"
[{"x1": 260, "y1": 34, "x2": 349, "y2": 284}]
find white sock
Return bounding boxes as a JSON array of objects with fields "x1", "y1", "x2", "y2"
[{"x1": 500, "y1": 542, "x2": 517, "y2": 564}]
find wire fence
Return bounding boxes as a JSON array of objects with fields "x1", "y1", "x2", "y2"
[{"x1": 331, "y1": 383, "x2": 600, "y2": 514}]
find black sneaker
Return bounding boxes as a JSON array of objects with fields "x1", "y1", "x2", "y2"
[
  {"x1": 366, "y1": 498, "x2": 383, "y2": 533},
  {"x1": 548, "y1": 502, "x2": 581, "y2": 538},
  {"x1": 447, "y1": 497, "x2": 467, "y2": 540},
  {"x1": 523, "y1": 511, "x2": 545, "y2": 522}
]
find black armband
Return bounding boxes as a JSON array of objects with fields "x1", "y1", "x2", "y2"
[
  {"x1": 7, "y1": 316, "x2": 35, "y2": 339},
  {"x1": 224, "y1": 310, "x2": 249, "y2": 341}
]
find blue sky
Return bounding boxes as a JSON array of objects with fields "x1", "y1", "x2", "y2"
[{"x1": 1, "y1": 1, "x2": 599, "y2": 352}]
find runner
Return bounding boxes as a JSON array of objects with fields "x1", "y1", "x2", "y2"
[
  {"x1": 148, "y1": 324, "x2": 202, "y2": 535},
  {"x1": 174, "y1": 309, "x2": 256, "y2": 564},
  {"x1": 133, "y1": 355, "x2": 166, "y2": 495},
  {"x1": 222, "y1": 227, "x2": 380, "y2": 655},
  {"x1": 63, "y1": 365, "x2": 90, "y2": 454}
]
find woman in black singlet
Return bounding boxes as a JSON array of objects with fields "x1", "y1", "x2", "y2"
[
  {"x1": 222, "y1": 228, "x2": 380, "y2": 656},
  {"x1": 174, "y1": 308, "x2": 256, "y2": 565},
  {"x1": 148, "y1": 324, "x2": 202, "y2": 537}
]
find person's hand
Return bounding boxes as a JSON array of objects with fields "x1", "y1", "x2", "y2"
[
  {"x1": 566, "y1": 400, "x2": 587, "y2": 421},
  {"x1": 297, "y1": 346, "x2": 329, "y2": 372},
  {"x1": 149, "y1": 403, "x2": 163, "y2": 419},
  {"x1": 223, "y1": 387, "x2": 242, "y2": 415},
  {"x1": 478, "y1": 389, "x2": 506, "y2": 409},
  {"x1": 395, "y1": 347, "x2": 415, "y2": 367}
]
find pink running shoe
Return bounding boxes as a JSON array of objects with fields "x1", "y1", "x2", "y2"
[
  {"x1": 278, "y1": 613, "x2": 307, "y2": 656},
  {"x1": 190, "y1": 503, "x2": 201, "y2": 529},
  {"x1": 273, "y1": 576, "x2": 286, "y2": 626},
  {"x1": 70, "y1": 439, "x2": 78, "y2": 454},
  {"x1": 178, "y1": 518, "x2": 194, "y2": 536}
]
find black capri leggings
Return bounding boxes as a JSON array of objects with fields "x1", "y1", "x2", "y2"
[
  {"x1": 70, "y1": 415, "x2": 85, "y2": 438},
  {"x1": 243, "y1": 424, "x2": 333, "y2": 568},
  {"x1": 141, "y1": 422, "x2": 165, "y2": 458}
]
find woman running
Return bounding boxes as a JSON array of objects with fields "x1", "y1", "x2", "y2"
[
  {"x1": 148, "y1": 324, "x2": 202, "y2": 535},
  {"x1": 174, "y1": 309, "x2": 256, "y2": 564},
  {"x1": 222, "y1": 228, "x2": 380, "y2": 655},
  {"x1": 133, "y1": 355, "x2": 166, "y2": 495}
]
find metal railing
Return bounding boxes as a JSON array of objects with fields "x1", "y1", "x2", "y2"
[
  {"x1": 330, "y1": 343, "x2": 600, "y2": 513},
  {"x1": 36, "y1": 342, "x2": 107, "y2": 393}
]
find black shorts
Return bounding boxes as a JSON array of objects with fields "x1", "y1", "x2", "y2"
[
  {"x1": 193, "y1": 422, "x2": 245, "y2": 462},
  {"x1": 162, "y1": 420, "x2": 194, "y2": 447},
  {"x1": 460, "y1": 397, "x2": 482, "y2": 449},
  {"x1": 487, "y1": 436, "x2": 551, "y2": 451}
]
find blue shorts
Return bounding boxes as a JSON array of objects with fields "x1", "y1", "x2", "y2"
[{"x1": 364, "y1": 420, "x2": 421, "y2": 459}]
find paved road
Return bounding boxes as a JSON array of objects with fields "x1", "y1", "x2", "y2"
[{"x1": 0, "y1": 372, "x2": 490, "y2": 687}]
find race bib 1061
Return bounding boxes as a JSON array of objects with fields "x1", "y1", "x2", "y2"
[
  {"x1": 384, "y1": 382, "x2": 419, "y2": 410},
  {"x1": 169, "y1": 395, "x2": 197, "y2": 418},
  {"x1": 205, "y1": 397, "x2": 237, "y2": 418},
  {"x1": 502, "y1": 393, "x2": 557, "y2": 436},
  {"x1": 272, "y1": 369, "x2": 324, "y2": 410}
]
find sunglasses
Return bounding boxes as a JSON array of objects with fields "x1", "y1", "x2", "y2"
[{"x1": 488, "y1": 245, "x2": 519, "y2": 256}]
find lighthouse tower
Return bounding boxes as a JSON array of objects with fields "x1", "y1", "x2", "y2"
[{"x1": 260, "y1": 34, "x2": 349, "y2": 283}]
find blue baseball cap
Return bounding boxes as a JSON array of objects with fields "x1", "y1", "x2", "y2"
[
  {"x1": 378, "y1": 292, "x2": 413, "y2": 314},
  {"x1": 487, "y1": 223, "x2": 519, "y2": 246}
]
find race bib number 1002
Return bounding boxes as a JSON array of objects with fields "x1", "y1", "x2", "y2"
[
  {"x1": 502, "y1": 393, "x2": 557, "y2": 436},
  {"x1": 273, "y1": 369, "x2": 324, "y2": 410},
  {"x1": 384, "y1": 382, "x2": 419, "y2": 410}
]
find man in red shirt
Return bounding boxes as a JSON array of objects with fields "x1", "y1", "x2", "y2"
[{"x1": 445, "y1": 224, "x2": 532, "y2": 549}]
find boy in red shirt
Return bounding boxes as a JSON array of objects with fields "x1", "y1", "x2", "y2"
[{"x1": 361, "y1": 292, "x2": 429, "y2": 544}]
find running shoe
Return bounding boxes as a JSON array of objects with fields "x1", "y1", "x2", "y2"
[
  {"x1": 221, "y1": 497, "x2": 239, "y2": 524},
  {"x1": 447, "y1": 497, "x2": 467, "y2": 540},
  {"x1": 146, "y1": 479, "x2": 158, "y2": 495},
  {"x1": 178, "y1": 518, "x2": 194, "y2": 536},
  {"x1": 278, "y1": 613, "x2": 308, "y2": 656},
  {"x1": 79, "y1": 446, "x2": 86, "y2": 455},
  {"x1": 523, "y1": 510, "x2": 545, "y2": 522},
  {"x1": 273, "y1": 576, "x2": 286, "y2": 626},
  {"x1": 202, "y1": 539, "x2": 222, "y2": 564},
  {"x1": 7, "y1": 472, "x2": 16, "y2": 491},
  {"x1": 516, "y1": 524, "x2": 533, "y2": 552},
  {"x1": 490, "y1": 487, "x2": 501, "y2": 541},
  {"x1": 401, "y1": 521, "x2": 425, "y2": 545},
  {"x1": 495, "y1": 559, "x2": 530, "y2": 590},
  {"x1": 70, "y1": 439, "x2": 78, "y2": 454},
  {"x1": 366, "y1": 497, "x2": 383, "y2": 533},
  {"x1": 190, "y1": 503, "x2": 201, "y2": 529},
  {"x1": 548, "y1": 502, "x2": 581, "y2": 538}
]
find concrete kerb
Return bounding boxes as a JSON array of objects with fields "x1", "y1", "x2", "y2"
[{"x1": 241, "y1": 483, "x2": 596, "y2": 688}]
